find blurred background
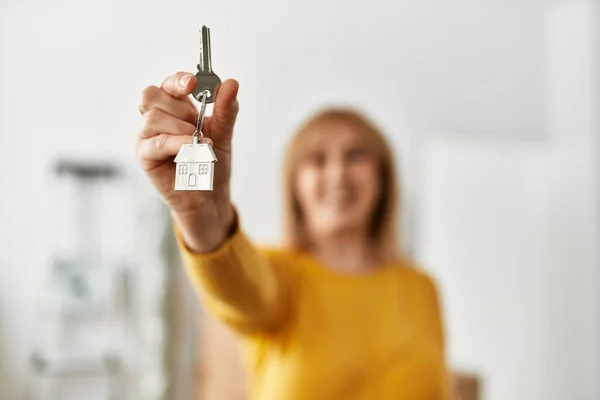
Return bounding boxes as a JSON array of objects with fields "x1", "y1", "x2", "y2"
[{"x1": 1, "y1": 0, "x2": 599, "y2": 399}]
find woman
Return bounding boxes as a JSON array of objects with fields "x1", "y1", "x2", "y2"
[{"x1": 137, "y1": 72, "x2": 451, "y2": 399}]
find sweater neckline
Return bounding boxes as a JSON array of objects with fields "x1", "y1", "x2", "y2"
[{"x1": 298, "y1": 251, "x2": 400, "y2": 281}]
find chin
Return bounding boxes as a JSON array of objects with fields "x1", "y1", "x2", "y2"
[{"x1": 320, "y1": 217, "x2": 365, "y2": 235}]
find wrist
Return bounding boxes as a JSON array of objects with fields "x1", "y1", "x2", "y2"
[{"x1": 172, "y1": 198, "x2": 236, "y2": 254}]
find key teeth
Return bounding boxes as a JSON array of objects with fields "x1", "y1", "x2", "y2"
[{"x1": 193, "y1": 26, "x2": 219, "y2": 104}]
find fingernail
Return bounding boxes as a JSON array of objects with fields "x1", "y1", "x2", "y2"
[{"x1": 179, "y1": 74, "x2": 192, "y2": 88}]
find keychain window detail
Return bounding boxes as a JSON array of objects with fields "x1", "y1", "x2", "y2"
[
  {"x1": 178, "y1": 165, "x2": 188, "y2": 175},
  {"x1": 199, "y1": 164, "x2": 208, "y2": 175}
]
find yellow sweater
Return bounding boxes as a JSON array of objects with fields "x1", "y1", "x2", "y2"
[{"x1": 177, "y1": 221, "x2": 450, "y2": 400}]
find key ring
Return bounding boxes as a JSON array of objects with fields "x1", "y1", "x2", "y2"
[{"x1": 192, "y1": 90, "x2": 209, "y2": 144}]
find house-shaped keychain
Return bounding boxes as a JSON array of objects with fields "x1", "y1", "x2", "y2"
[{"x1": 174, "y1": 138, "x2": 217, "y2": 191}]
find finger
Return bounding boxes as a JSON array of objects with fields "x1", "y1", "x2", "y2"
[
  {"x1": 199, "y1": 137, "x2": 213, "y2": 147},
  {"x1": 207, "y1": 79, "x2": 239, "y2": 139},
  {"x1": 139, "y1": 108, "x2": 196, "y2": 139},
  {"x1": 160, "y1": 71, "x2": 197, "y2": 100},
  {"x1": 140, "y1": 85, "x2": 198, "y2": 125},
  {"x1": 136, "y1": 134, "x2": 193, "y2": 162}
]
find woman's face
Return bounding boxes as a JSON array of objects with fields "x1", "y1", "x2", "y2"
[{"x1": 294, "y1": 122, "x2": 381, "y2": 239}]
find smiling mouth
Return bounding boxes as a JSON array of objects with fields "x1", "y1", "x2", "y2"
[{"x1": 322, "y1": 191, "x2": 355, "y2": 208}]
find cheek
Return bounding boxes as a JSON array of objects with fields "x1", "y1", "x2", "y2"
[
  {"x1": 294, "y1": 167, "x2": 321, "y2": 209},
  {"x1": 350, "y1": 163, "x2": 381, "y2": 205}
]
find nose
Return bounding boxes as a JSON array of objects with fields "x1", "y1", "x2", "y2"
[{"x1": 324, "y1": 156, "x2": 348, "y2": 186}]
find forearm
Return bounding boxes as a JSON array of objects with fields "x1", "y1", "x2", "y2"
[{"x1": 174, "y1": 211, "x2": 288, "y2": 334}]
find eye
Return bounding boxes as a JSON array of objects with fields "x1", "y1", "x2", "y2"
[
  {"x1": 345, "y1": 148, "x2": 368, "y2": 163},
  {"x1": 305, "y1": 151, "x2": 326, "y2": 167}
]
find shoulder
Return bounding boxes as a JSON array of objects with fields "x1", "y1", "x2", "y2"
[
  {"x1": 255, "y1": 241, "x2": 294, "y2": 258},
  {"x1": 395, "y1": 257, "x2": 442, "y2": 301},
  {"x1": 255, "y1": 243, "x2": 305, "y2": 267}
]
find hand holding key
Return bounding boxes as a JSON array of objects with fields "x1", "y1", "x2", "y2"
[{"x1": 136, "y1": 73, "x2": 240, "y2": 253}]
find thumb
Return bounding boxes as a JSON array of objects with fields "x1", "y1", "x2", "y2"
[
  {"x1": 208, "y1": 79, "x2": 239, "y2": 138},
  {"x1": 160, "y1": 71, "x2": 197, "y2": 100}
]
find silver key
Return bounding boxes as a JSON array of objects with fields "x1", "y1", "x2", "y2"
[{"x1": 192, "y1": 26, "x2": 221, "y2": 104}]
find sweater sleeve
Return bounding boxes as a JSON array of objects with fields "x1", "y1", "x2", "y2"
[
  {"x1": 411, "y1": 267, "x2": 453, "y2": 400},
  {"x1": 426, "y1": 277, "x2": 453, "y2": 400},
  {"x1": 174, "y1": 216, "x2": 290, "y2": 336}
]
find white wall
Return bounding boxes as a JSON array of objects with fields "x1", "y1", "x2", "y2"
[
  {"x1": 1, "y1": 1, "x2": 598, "y2": 399},
  {"x1": 416, "y1": 2, "x2": 600, "y2": 399}
]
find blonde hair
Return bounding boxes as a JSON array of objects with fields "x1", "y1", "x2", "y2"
[{"x1": 282, "y1": 107, "x2": 401, "y2": 262}]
